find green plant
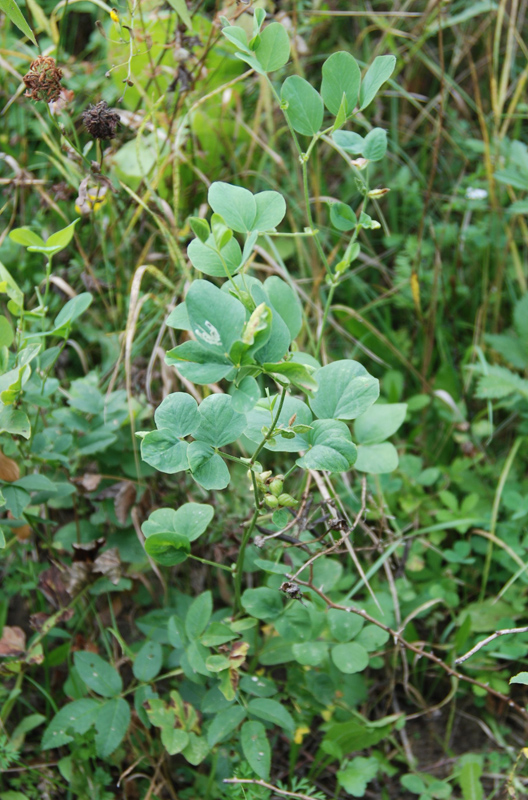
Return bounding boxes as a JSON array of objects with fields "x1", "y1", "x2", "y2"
[{"x1": 3, "y1": 3, "x2": 528, "y2": 799}]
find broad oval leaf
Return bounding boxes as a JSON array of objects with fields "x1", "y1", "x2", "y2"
[
  {"x1": 248, "y1": 698, "x2": 295, "y2": 734},
  {"x1": 9, "y1": 227, "x2": 45, "y2": 248},
  {"x1": 141, "y1": 431, "x2": 189, "y2": 474},
  {"x1": 165, "y1": 340, "x2": 234, "y2": 385},
  {"x1": 240, "y1": 720, "x2": 270, "y2": 779},
  {"x1": 142, "y1": 503, "x2": 214, "y2": 542},
  {"x1": 241, "y1": 587, "x2": 283, "y2": 621},
  {"x1": 328, "y1": 608, "x2": 364, "y2": 642},
  {"x1": 207, "y1": 705, "x2": 247, "y2": 747},
  {"x1": 231, "y1": 376, "x2": 261, "y2": 413},
  {"x1": 74, "y1": 651, "x2": 122, "y2": 697},
  {"x1": 321, "y1": 51, "x2": 361, "y2": 115},
  {"x1": 196, "y1": 393, "x2": 247, "y2": 447},
  {"x1": 53, "y1": 293, "x2": 93, "y2": 333},
  {"x1": 292, "y1": 641, "x2": 329, "y2": 666},
  {"x1": 185, "y1": 591, "x2": 213, "y2": 640},
  {"x1": 354, "y1": 442, "x2": 399, "y2": 474},
  {"x1": 311, "y1": 360, "x2": 379, "y2": 420},
  {"x1": 281, "y1": 75, "x2": 324, "y2": 136},
  {"x1": 296, "y1": 419, "x2": 357, "y2": 472},
  {"x1": 186, "y1": 280, "x2": 246, "y2": 356},
  {"x1": 208, "y1": 182, "x2": 256, "y2": 233},
  {"x1": 188, "y1": 442, "x2": 231, "y2": 489},
  {"x1": 332, "y1": 130, "x2": 365, "y2": 154},
  {"x1": 331, "y1": 642, "x2": 369, "y2": 674},
  {"x1": 94, "y1": 697, "x2": 130, "y2": 758},
  {"x1": 254, "y1": 22, "x2": 290, "y2": 73},
  {"x1": 330, "y1": 202, "x2": 357, "y2": 232},
  {"x1": 263, "y1": 276, "x2": 303, "y2": 339},
  {"x1": 42, "y1": 699, "x2": 100, "y2": 750},
  {"x1": 354, "y1": 403, "x2": 407, "y2": 445},
  {"x1": 362, "y1": 128, "x2": 388, "y2": 161},
  {"x1": 253, "y1": 191, "x2": 287, "y2": 232},
  {"x1": 222, "y1": 24, "x2": 251, "y2": 54},
  {"x1": 144, "y1": 531, "x2": 191, "y2": 565},
  {"x1": 154, "y1": 392, "x2": 200, "y2": 438},
  {"x1": 359, "y1": 55, "x2": 396, "y2": 110},
  {"x1": 133, "y1": 641, "x2": 163, "y2": 682},
  {"x1": 187, "y1": 235, "x2": 242, "y2": 277}
]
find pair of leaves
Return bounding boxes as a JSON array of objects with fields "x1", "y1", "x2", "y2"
[
  {"x1": 141, "y1": 503, "x2": 214, "y2": 566},
  {"x1": 223, "y1": 21, "x2": 290, "y2": 76},
  {"x1": 243, "y1": 361, "x2": 379, "y2": 472},
  {"x1": 187, "y1": 183, "x2": 286, "y2": 278},
  {"x1": 10, "y1": 219, "x2": 79, "y2": 258},
  {"x1": 140, "y1": 391, "x2": 246, "y2": 488},
  {"x1": 42, "y1": 652, "x2": 130, "y2": 758},
  {"x1": 332, "y1": 128, "x2": 388, "y2": 161},
  {"x1": 353, "y1": 402, "x2": 407, "y2": 474},
  {"x1": 209, "y1": 705, "x2": 271, "y2": 779},
  {"x1": 281, "y1": 52, "x2": 396, "y2": 137}
]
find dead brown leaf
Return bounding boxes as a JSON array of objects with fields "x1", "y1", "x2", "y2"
[
  {"x1": 38, "y1": 564, "x2": 70, "y2": 609},
  {"x1": 0, "y1": 451, "x2": 20, "y2": 482},
  {"x1": 73, "y1": 472, "x2": 102, "y2": 492},
  {"x1": 114, "y1": 481, "x2": 136, "y2": 525},
  {"x1": 92, "y1": 547, "x2": 121, "y2": 584},
  {"x1": 0, "y1": 625, "x2": 26, "y2": 657}
]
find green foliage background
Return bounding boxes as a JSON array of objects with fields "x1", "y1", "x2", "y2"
[{"x1": 0, "y1": 1, "x2": 528, "y2": 798}]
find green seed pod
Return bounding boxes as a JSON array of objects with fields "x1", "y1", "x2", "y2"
[
  {"x1": 264, "y1": 494, "x2": 279, "y2": 508},
  {"x1": 278, "y1": 493, "x2": 298, "y2": 507},
  {"x1": 269, "y1": 478, "x2": 284, "y2": 497}
]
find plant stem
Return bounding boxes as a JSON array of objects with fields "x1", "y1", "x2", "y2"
[
  {"x1": 42, "y1": 256, "x2": 53, "y2": 310},
  {"x1": 315, "y1": 281, "x2": 337, "y2": 359},
  {"x1": 267, "y1": 80, "x2": 331, "y2": 274},
  {"x1": 479, "y1": 435, "x2": 523, "y2": 599},
  {"x1": 249, "y1": 384, "x2": 288, "y2": 467},
  {"x1": 233, "y1": 386, "x2": 289, "y2": 612},
  {"x1": 234, "y1": 506, "x2": 259, "y2": 614},
  {"x1": 188, "y1": 554, "x2": 232, "y2": 572}
]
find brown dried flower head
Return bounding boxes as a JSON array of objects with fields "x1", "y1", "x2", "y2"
[
  {"x1": 23, "y1": 56, "x2": 63, "y2": 103},
  {"x1": 82, "y1": 100, "x2": 120, "y2": 140}
]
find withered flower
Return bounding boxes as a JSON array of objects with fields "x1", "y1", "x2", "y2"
[
  {"x1": 23, "y1": 56, "x2": 63, "y2": 103},
  {"x1": 82, "y1": 100, "x2": 120, "y2": 140}
]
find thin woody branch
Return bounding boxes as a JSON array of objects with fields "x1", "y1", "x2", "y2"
[
  {"x1": 223, "y1": 777, "x2": 325, "y2": 800},
  {"x1": 454, "y1": 626, "x2": 528, "y2": 665},
  {"x1": 290, "y1": 577, "x2": 528, "y2": 722}
]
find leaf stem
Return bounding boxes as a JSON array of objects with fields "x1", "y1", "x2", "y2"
[{"x1": 234, "y1": 386, "x2": 289, "y2": 612}]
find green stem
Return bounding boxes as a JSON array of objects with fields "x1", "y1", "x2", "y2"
[
  {"x1": 267, "y1": 80, "x2": 331, "y2": 274},
  {"x1": 250, "y1": 385, "x2": 288, "y2": 467},
  {"x1": 42, "y1": 256, "x2": 53, "y2": 310},
  {"x1": 188, "y1": 554, "x2": 232, "y2": 572},
  {"x1": 315, "y1": 281, "x2": 337, "y2": 359},
  {"x1": 234, "y1": 506, "x2": 259, "y2": 614},
  {"x1": 480, "y1": 436, "x2": 523, "y2": 600},
  {"x1": 233, "y1": 386, "x2": 289, "y2": 612}
]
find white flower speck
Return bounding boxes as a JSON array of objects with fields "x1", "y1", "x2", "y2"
[{"x1": 466, "y1": 187, "x2": 488, "y2": 200}]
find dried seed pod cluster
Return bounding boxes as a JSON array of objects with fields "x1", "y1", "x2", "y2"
[
  {"x1": 82, "y1": 100, "x2": 120, "y2": 140},
  {"x1": 23, "y1": 56, "x2": 63, "y2": 103}
]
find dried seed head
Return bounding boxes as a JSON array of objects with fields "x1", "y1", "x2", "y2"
[
  {"x1": 82, "y1": 100, "x2": 120, "y2": 140},
  {"x1": 23, "y1": 56, "x2": 63, "y2": 103}
]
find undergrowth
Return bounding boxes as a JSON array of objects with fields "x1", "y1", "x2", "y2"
[{"x1": 0, "y1": 1, "x2": 528, "y2": 799}]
